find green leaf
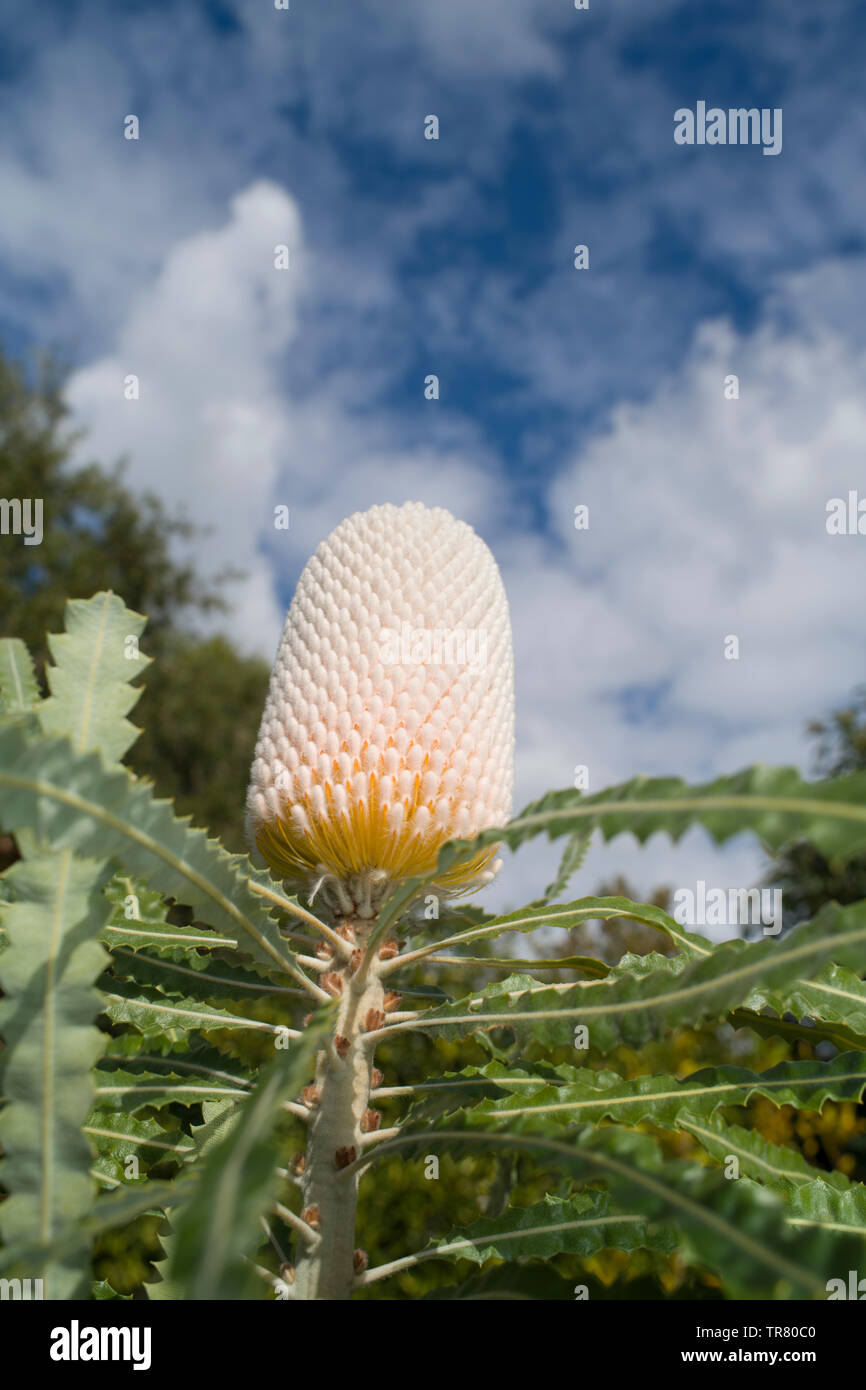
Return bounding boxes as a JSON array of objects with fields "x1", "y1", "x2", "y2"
[
  {"x1": 100, "y1": 976, "x2": 294, "y2": 1040},
  {"x1": 102, "y1": 875, "x2": 228, "y2": 955},
  {"x1": 92, "y1": 1068, "x2": 253, "y2": 1114},
  {"x1": 413, "y1": 1052, "x2": 866, "y2": 1138},
  {"x1": 103, "y1": 918, "x2": 230, "y2": 954},
  {"x1": 545, "y1": 827, "x2": 594, "y2": 901},
  {"x1": 370, "y1": 1122, "x2": 860, "y2": 1299},
  {"x1": 0, "y1": 637, "x2": 40, "y2": 716},
  {"x1": 410, "y1": 895, "x2": 708, "y2": 962},
  {"x1": 38, "y1": 592, "x2": 150, "y2": 763},
  {"x1": 83, "y1": 1110, "x2": 194, "y2": 1167},
  {"x1": 362, "y1": 1189, "x2": 675, "y2": 1287},
  {"x1": 105, "y1": 942, "x2": 303, "y2": 1006},
  {"x1": 497, "y1": 766, "x2": 866, "y2": 863},
  {"x1": 379, "y1": 1060, "x2": 578, "y2": 1124},
  {"x1": 145, "y1": 1215, "x2": 180, "y2": 1301},
  {"x1": 0, "y1": 851, "x2": 113, "y2": 1298},
  {"x1": 390, "y1": 899, "x2": 866, "y2": 1051},
  {"x1": 747, "y1": 961, "x2": 866, "y2": 1041},
  {"x1": 727, "y1": 1006, "x2": 866, "y2": 1054},
  {"x1": 675, "y1": 1114, "x2": 850, "y2": 1191},
  {"x1": 0, "y1": 721, "x2": 320, "y2": 994},
  {"x1": 429, "y1": 953, "x2": 610, "y2": 976},
  {"x1": 786, "y1": 1178, "x2": 866, "y2": 1240},
  {"x1": 169, "y1": 1011, "x2": 333, "y2": 1299},
  {"x1": 0, "y1": 1175, "x2": 199, "y2": 1278},
  {"x1": 98, "y1": 1035, "x2": 257, "y2": 1088},
  {"x1": 185, "y1": 1097, "x2": 246, "y2": 1159}
]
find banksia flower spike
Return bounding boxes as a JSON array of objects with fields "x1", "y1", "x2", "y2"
[{"x1": 246, "y1": 501, "x2": 514, "y2": 918}]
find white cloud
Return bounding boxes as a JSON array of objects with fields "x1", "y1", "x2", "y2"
[
  {"x1": 66, "y1": 181, "x2": 303, "y2": 652},
  {"x1": 483, "y1": 258, "x2": 866, "y2": 913},
  {"x1": 547, "y1": 270, "x2": 866, "y2": 742},
  {"x1": 0, "y1": 29, "x2": 233, "y2": 345},
  {"x1": 64, "y1": 181, "x2": 503, "y2": 657}
]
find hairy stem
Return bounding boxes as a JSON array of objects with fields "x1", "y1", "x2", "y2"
[{"x1": 290, "y1": 918, "x2": 385, "y2": 1300}]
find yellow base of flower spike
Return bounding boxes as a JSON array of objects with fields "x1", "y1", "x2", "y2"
[{"x1": 255, "y1": 797, "x2": 501, "y2": 900}]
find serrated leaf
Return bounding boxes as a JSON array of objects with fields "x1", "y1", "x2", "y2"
[
  {"x1": 748, "y1": 960, "x2": 866, "y2": 1040},
  {"x1": 0, "y1": 637, "x2": 40, "y2": 716},
  {"x1": 93, "y1": 1068, "x2": 252, "y2": 1114},
  {"x1": 0, "y1": 851, "x2": 112, "y2": 1298},
  {"x1": 498, "y1": 766, "x2": 866, "y2": 863},
  {"x1": 389, "y1": 899, "x2": 866, "y2": 1051},
  {"x1": 786, "y1": 1179, "x2": 866, "y2": 1240},
  {"x1": 728, "y1": 1006, "x2": 866, "y2": 1053},
  {"x1": 0, "y1": 721, "x2": 321, "y2": 995},
  {"x1": 100, "y1": 976, "x2": 293, "y2": 1040},
  {"x1": 145, "y1": 1214, "x2": 180, "y2": 1300},
  {"x1": 411, "y1": 895, "x2": 708, "y2": 962},
  {"x1": 675, "y1": 1113, "x2": 850, "y2": 1191},
  {"x1": 545, "y1": 827, "x2": 594, "y2": 901},
  {"x1": 38, "y1": 592, "x2": 149, "y2": 763},
  {"x1": 362, "y1": 1189, "x2": 675, "y2": 1287},
  {"x1": 408, "y1": 1051, "x2": 866, "y2": 1137},
  {"x1": 106, "y1": 943, "x2": 303, "y2": 1006},
  {"x1": 102, "y1": 874, "x2": 229, "y2": 955},
  {"x1": 370, "y1": 1121, "x2": 862, "y2": 1299},
  {"x1": 430, "y1": 952, "x2": 610, "y2": 976},
  {"x1": 99, "y1": 1035, "x2": 257, "y2": 1088},
  {"x1": 83, "y1": 1110, "x2": 194, "y2": 1165},
  {"x1": 103, "y1": 920, "x2": 229, "y2": 954}
]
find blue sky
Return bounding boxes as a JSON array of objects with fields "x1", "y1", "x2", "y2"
[{"x1": 2, "y1": 0, "x2": 865, "y2": 912}]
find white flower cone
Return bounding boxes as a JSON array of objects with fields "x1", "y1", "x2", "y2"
[{"x1": 246, "y1": 501, "x2": 514, "y2": 916}]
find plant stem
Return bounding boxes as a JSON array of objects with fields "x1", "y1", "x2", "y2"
[{"x1": 290, "y1": 917, "x2": 384, "y2": 1300}]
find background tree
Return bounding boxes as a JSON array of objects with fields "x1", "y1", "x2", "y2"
[
  {"x1": 764, "y1": 689, "x2": 866, "y2": 925},
  {"x1": 0, "y1": 347, "x2": 268, "y2": 851}
]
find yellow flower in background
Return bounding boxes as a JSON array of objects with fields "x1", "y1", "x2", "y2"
[{"x1": 246, "y1": 501, "x2": 514, "y2": 917}]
